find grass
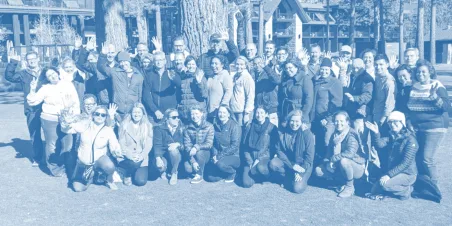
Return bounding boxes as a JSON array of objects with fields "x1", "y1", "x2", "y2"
[{"x1": 0, "y1": 103, "x2": 452, "y2": 226}]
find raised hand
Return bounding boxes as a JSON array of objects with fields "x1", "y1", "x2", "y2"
[
  {"x1": 337, "y1": 57, "x2": 348, "y2": 70},
  {"x1": 151, "y1": 37, "x2": 162, "y2": 51},
  {"x1": 108, "y1": 103, "x2": 118, "y2": 118},
  {"x1": 8, "y1": 47, "x2": 20, "y2": 62},
  {"x1": 429, "y1": 82, "x2": 439, "y2": 100},
  {"x1": 101, "y1": 42, "x2": 109, "y2": 55},
  {"x1": 297, "y1": 48, "x2": 310, "y2": 66},
  {"x1": 365, "y1": 121, "x2": 379, "y2": 134},
  {"x1": 86, "y1": 37, "x2": 97, "y2": 51},
  {"x1": 219, "y1": 28, "x2": 229, "y2": 40},
  {"x1": 74, "y1": 36, "x2": 83, "y2": 49},
  {"x1": 389, "y1": 55, "x2": 399, "y2": 69},
  {"x1": 323, "y1": 51, "x2": 332, "y2": 59}
]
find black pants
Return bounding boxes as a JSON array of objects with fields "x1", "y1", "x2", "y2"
[
  {"x1": 26, "y1": 111, "x2": 44, "y2": 163},
  {"x1": 205, "y1": 156, "x2": 240, "y2": 182},
  {"x1": 119, "y1": 159, "x2": 148, "y2": 186}
]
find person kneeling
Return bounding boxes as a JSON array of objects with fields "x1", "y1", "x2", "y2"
[
  {"x1": 315, "y1": 111, "x2": 366, "y2": 198},
  {"x1": 241, "y1": 106, "x2": 278, "y2": 188},
  {"x1": 269, "y1": 110, "x2": 315, "y2": 194},
  {"x1": 365, "y1": 111, "x2": 418, "y2": 200},
  {"x1": 205, "y1": 105, "x2": 241, "y2": 183},
  {"x1": 118, "y1": 103, "x2": 153, "y2": 187},
  {"x1": 153, "y1": 109, "x2": 184, "y2": 185},
  {"x1": 69, "y1": 105, "x2": 122, "y2": 192}
]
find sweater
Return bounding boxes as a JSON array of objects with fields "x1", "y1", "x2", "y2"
[
  {"x1": 142, "y1": 68, "x2": 181, "y2": 115},
  {"x1": 230, "y1": 70, "x2": 255, "y2": 114},
  {"x1": 373, "y1": 72, "x2": 396, "y2": 123},
  {"x1": 97, "y1": 54, "x2": 144, "y2": 114},
  {"x1": 27, "y1": 81, "x2": 80, "y2": 121},
  {"x1": 407, "y1": 80, "x2": 449, "y2": 131},
  {"x1": 311, "y1": 76, "x2": 343, "y2": 122},
  {"x1": 275, "y1": 127, "x2": 315, "y2": 172},
  {"x1": 280, "y1": 71, "x2": 314, "y2": 122},
  {"x1": 254, "y1": 66, "x2": 281, "y2": 114},
  {"x1": 372, "y1": 129, "x2": 418, "y2": 177},
  {"x1": 206, "y1": 69, "x2": 233, "y2": 113}
]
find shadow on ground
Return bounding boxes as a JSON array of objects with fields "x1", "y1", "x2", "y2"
[
  {"x1": 0, "y1": 92, "x2": 24, "y2": 104},
  {"x1": 0, "y1": 138, "x2": 33, "y2": 163}
]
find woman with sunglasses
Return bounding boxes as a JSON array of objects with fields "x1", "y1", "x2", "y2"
[
  {"x1": 118, "y1": 103, "x2": 153, "y2": 186},
  {"x1": 314, "y1": 111, "x2": 366, "y2": 198},
  {"x1": 241, "y1": 106, "x2": 278, "y2": 188},
  {"x1": 183, "y1": 105, "x2": 214, "y2": 184},
  {"x1": 68, "y1": 105, "x2": 123, "y2": 191},
  {"x1": 365, "y1": 111, "x2": 418, "y2": 200},
  {"x1": 153, "y1": 108, "x2": 185, "y2": 185},
  {"x1": 27, "y1": 67, "x2": 80, "y2": 177},
  {"x1": 205, "y1": 105, "x2": 241, "y2": 183}
]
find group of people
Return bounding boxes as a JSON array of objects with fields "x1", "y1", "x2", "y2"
[{"x1": 4, "y1": 31, "x2": 448, "y2": 201}]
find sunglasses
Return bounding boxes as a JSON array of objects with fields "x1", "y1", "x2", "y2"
[
  {"x1": 93, "y1": 112, "x2": 107, "y2": 117},
  {"x1": 169, "y1": 115, "x2": 179, "y2": 120}
]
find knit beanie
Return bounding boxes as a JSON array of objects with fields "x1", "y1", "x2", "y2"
[
  {"x1": 117, "y1": 51, "x2": 131, "y2": 62},
  {"x1": 320, "y1": 58, "x2": 332, "y2": 68},
  {"x1": 387, "y1": 111, "x2": 406, "y2": 127}
]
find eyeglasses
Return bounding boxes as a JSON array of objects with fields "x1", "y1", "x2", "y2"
[
  {"x1": 169, "y1": 115, "x2": 179, "y2": 120},
  {"x1": 93, "y1": 112, "x2": 107, "y2": 117},
  {"x1": 387, "y1": 120, "x2": 402, "y2": 124}
]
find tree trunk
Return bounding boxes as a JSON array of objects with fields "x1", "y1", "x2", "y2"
[
  {"x1": 236, "y1": 11, "x2": 246, "y2": 52},
  {"x1": 399, "y1": 0, "x2": 404, "y2": 64},
  {"x1": 373, "y1": 0, "x2": 379, "y2": 50},
  {"x1": 379, "y1": 0, "x2": 386, "y2": 54},
  {"x1": 155, "y1": 3, "x2": 162, "y2": 43},
  {"x1": 326, "y1": 0, "x2": 330, "y2": 51},
  {"x1": 180, "y1": 0, "x2": 228, "y2": 57},
  {"x1": 258, "y1": 0, "x2": 264, "y2": 56},
  {"x1": 430, "y1": 0, "x2": 436, "y2": 64},
  {"x1": 417, "y1": 0, "x2": 425, "y2": 60},
  {"x1": 245, "y1": 0, "x2": 253, "y2": 44},
  {"x1": 349, "y1": 0, "x2": 355, "y2": 55},
  {"x1": 136, "y1": 9, "x2": 148, "y2": 44},
  {"x1": 95, "y1": 0, "x2": 128, "y2": 52}
]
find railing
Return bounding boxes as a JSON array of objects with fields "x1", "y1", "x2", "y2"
[{"x1": 12, "y1": 44, "x2": 74, "y2": 66}]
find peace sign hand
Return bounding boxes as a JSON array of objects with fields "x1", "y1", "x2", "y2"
[
  {"x1": 429, "y1": 82, "x2": 439, "y2": 100},
  {"x1": 365, "y1": 121, "x2": 379, "y2": 134},
  {"x1": 101, "y1": 42, "x2": 109, "y2": 55},
  {"x1": 86, "y1": 37, "x2": 97, "y2": 51}
]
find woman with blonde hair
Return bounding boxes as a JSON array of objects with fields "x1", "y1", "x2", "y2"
[{"x1": 118, "y1": 103, "x2": 153, "y2": 186}]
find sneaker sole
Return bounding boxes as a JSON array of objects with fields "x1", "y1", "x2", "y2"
[{"x1": 190, "y1": 180, "x2": 203, "y2": 184}]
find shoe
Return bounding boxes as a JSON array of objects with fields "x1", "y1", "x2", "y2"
[
  {"x1": 338, "y1": 185, "x2": 354, "y2": 198},
  {"x1": 224, "y1": 173, "x2": 236, "y2": 183},
  {"x1": 96, "y1": 173, "x2": 107, "y2": 184},
  {"x1": 365, "y1": 193, "x2": 386, "y2": 200},
  {"x1": 159, "y1": 172, "x2": 167, "y2": 180},
  {"x1": 31, "y1": 161, "x2": 39, "y2": 167},
  {"x1": 123, "y1": 177, "x2": 132, "y2": 186},
  {"x1": 107, "y1": 182, "x2": 118, "y2": 190},
  {"x1": 169, "y1": 173, "x2": 178, "y2": 185},
  {"x1": 190, "y1": 174, "x2": 203, "y2": 184}
]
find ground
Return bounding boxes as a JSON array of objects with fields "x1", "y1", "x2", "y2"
[{"x1": 1, "y1": 66, "x2": 452, "y2": 226}]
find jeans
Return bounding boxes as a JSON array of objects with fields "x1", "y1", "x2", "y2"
[
  {"x1": 371, "y1": 173, "x2": 417, "y2": 199},
  {"x1": 41, "y1": 118, "x2": 68, "y2": 176},
  {"x1": 72, "y1": 155, "x2": 117, "y2": 192},
  {"x1": 242, "y1": 157, "x2": 270, "y2": 188},
  {"x1": 26, "y1": 111, "x2": 44, "y2": 163},
  {"x1": 312, "y1": 119, "x2": 335, "y2": 165},
  {"x1": 269, "y1": 157, "x2": 312, "y2": 194},
  {"x1": 184, "y1": 150, "x2": 211, "y2": 176},
  {"x1": 205, "y1": 156, "x2": 240, "y2": 182},
  {"x1": 155, "y1": 149, "x2": 182, "y2": 174},
  {"x1": 417, "y1": 131, "x2": 445, "y2": 184},
  {"x1": 119, "y1": 159, "x2": 148, "y2": 186},
  {"x1": 315, "y1": 158, "x2": 365, "y2": 184}
]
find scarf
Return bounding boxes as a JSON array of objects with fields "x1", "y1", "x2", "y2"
[
  {"x1": 332, "y1": 127, "x2": 350, "y2": 156},
  {"x1": 407, "y1": 80, "x2": 445, "y2": 112},
  {"x1": 248, "y1": 119, "x2": 270, "y2": 150}
]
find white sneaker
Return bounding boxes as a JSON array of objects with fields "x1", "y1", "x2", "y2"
[{"x1": 190, "y1": 174, "x2": 203, "y2": 184}]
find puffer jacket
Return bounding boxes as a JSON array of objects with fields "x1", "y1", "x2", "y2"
[
  {"x1": 177, "y1": 70, "x2": 208, "y2": 120},
  {"x1": 212, "y1": 119, "x2": 241, "y2": 160},
  {"x1": 373, "y1": 128, "x2": 418, "y2": 177},
  {"x1": 254, "y1": 66, "x2": 281, "y2": 114},
  {"x1": 184, "y1": 120, "x2": 214, "y2": 153}
]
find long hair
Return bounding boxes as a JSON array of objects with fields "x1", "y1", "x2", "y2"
[{"x1": 119, "y1": 103, "x2": 153, "y2": 149}]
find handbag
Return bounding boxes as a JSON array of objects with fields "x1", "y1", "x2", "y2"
[{"x1": 72, "y1": 125, "x2": 106, "y2": 184}]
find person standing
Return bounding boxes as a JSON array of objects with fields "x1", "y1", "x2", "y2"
[
  {"x1": 5, "y1": 50, "x2": 45, "y2": 167},
  {"x1": 206, "y1": 55, "x2": 233, "y2": 121},
  {"x1": 230, "y1": 56, "x2": 255, "y2": 126}
]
